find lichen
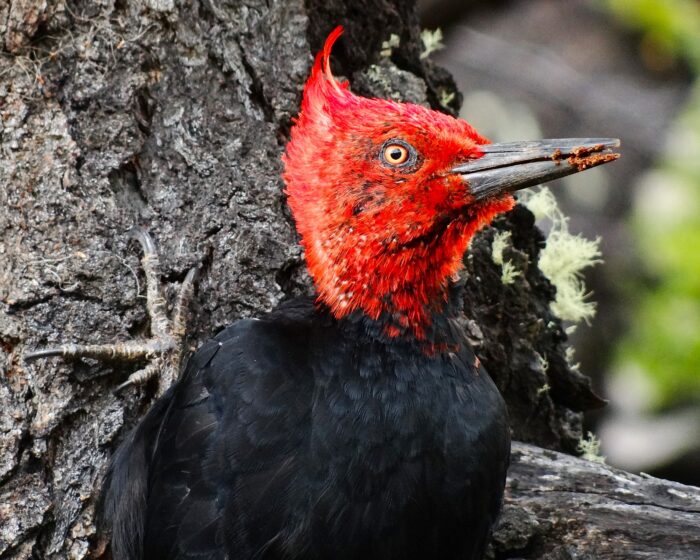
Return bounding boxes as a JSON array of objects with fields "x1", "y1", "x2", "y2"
[
  {"x1": 577, "y1": 431, "x2": 606, "y2": 464},
  {"x1": 439, "y1": 89, "x2": 455, "y2": 108},
  {"x1": 565, "y1": 345, "x2": 581, "y2": 373},
  {"x1": 521, "y1": 187, "x2": 602, "y2": 324},
  {"x1": 536, "y1": 383, "x2": 551, "y2": 396},
  {"x1": 491, "y1": 230, "x2": 520, "y2": 285},
  {"x1": 380, "y1": 33, "x2": 400, "y2": 57},
  {"x1": 534, "y1": 351, "x2": 549, "y2": 373},
  {"x1": 420, "y1": 28, "x2": 444, "y2": 59}
]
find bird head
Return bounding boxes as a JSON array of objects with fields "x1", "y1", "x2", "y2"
[{"x1": 283, "y1": 26, "x2": 619, "y2": 338}]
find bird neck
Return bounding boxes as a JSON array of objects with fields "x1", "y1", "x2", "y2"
[
  {"x1": 347, "y1": 277, "x2": 468, "y2": 350},
  {"x1": 311, "y1": 215, "x2": 482, "y2": 343}
]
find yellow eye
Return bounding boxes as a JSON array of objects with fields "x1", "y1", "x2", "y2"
[{"x1": 383, "y1": 144, "x2": 409, "y2": 166}]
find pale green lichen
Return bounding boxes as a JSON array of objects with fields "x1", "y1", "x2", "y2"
[
  {"x1": 521, "y1": 187, "x2": 602, "y2": 324},
  {"x1": 577, "y1": 431, "x2": 606, "y2": 464},
  {"x1": 491, "y1": 231, "x2": 510, "y2": 265},
  {"x1": 439, "y1": 89, "x2": 455, "y2": 108},
  {"x1": 363, "y1": 64, "x2": 402, "y2": 101},
  {"x1": 380, "y1": 34, "x2": 401, "y2": 57},
  {"x1": 565, "y1": 345, "x2": 581, "y2": 373},
  {"x1": 420, "y1": 28, "x2": 444, "y2": 59},
  {"x1": 491, "y1": 230, "x2": 520, "y2": 285},
  {"x1": 534, "y1": 351, "x2": 549, "y2": 373},
  {"x1": 500, "y1": 261, "x2": 520, "y2": 285}
]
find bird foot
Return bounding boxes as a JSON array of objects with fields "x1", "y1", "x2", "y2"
[{"x1": 25, "y1": 229, "x2": 197, "y2": 396}]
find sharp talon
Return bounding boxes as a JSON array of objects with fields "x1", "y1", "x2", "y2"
[
  {"x1": 129, "y1": 227, "x2": 157, "y2": 256},
  {"x1": 114, "y1": 379, "x2": 135, "y2": 393},
  {"x1": 24, "y1": 348, "x2": 63, "y2": 361},
  {"x1": 183, "y1": 267, "x2": 199, "y2": 285}
]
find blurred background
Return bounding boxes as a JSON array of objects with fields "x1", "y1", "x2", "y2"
[{"x1": 417, "y1": 0, "x2": 700, "y2": 486}]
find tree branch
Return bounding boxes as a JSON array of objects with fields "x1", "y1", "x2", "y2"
[{"x1": 491, "y1": 442, "x2": 700, "y2": 559}]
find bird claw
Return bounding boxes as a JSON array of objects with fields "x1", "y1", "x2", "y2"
[
  {"x1": 114, "y1": 360, "x2": 167, "y2": 394},
  {"x1": 25, "y1": 229, "x2": 198, "y2": 396}
]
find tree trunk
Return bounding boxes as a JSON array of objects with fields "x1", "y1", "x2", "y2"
[{"x1": 0, "y1": 1, "x2": 697, "y2": 558}]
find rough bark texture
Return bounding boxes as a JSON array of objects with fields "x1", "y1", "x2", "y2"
[
  {"x1": 0, "y1": 0, "x2": 697, "y2": 558},
  {"x1": 490, "y1": 443, "x2": 700, "y2": 560}
]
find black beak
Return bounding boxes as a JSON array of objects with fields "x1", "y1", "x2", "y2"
[{"x1": 451, "y1": 138, "x2": 621, "y2": 201}]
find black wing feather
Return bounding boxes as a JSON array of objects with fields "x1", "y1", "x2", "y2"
[
  {"x1": 102, "y1": 315, "x2": 314, "y2": 560},
  {"x1": 101, "y1": 336, "x2": 223, "y2": 560}
]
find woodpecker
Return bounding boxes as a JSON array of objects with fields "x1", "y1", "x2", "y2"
[{"x1": 26, "y1": 26, "x2": 619, "y2": 560}]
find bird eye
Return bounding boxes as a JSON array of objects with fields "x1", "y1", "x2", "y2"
[{"x1": 382, "y1": 144, "x2": 410, "y2": 166}]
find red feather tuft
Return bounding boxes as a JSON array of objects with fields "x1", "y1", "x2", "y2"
[
  {"x1": 305, "y1": 25, "x2": 347, "y2": 105},
  {"x1": 322, "y1": 26, "x2": 344, "y2": 88}
]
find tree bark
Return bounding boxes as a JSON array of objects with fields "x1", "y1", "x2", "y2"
[
  {"x1": 0, "y1": 0, "x2": 697, "y2": 558},
  {"x1": 491, "y1": 443, "x2": 700, "y2": 560}
]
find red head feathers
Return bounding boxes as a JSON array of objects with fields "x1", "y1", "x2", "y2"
[{"x1": 283, "y1": 26, "x2": 620, "y2": 338}]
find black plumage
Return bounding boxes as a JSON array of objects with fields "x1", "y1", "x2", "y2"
[{"x1": 102, "y1": 290, "x2": 510, "y2": 560}]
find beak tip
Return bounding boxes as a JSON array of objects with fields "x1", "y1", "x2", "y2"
[{"x1": 557, "y1": 140, "x2": 621, "y2": 171}]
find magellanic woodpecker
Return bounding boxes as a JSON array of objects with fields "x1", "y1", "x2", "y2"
[{"x1": 25, "y1": 26, "x2": 620, "y2": 560}]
